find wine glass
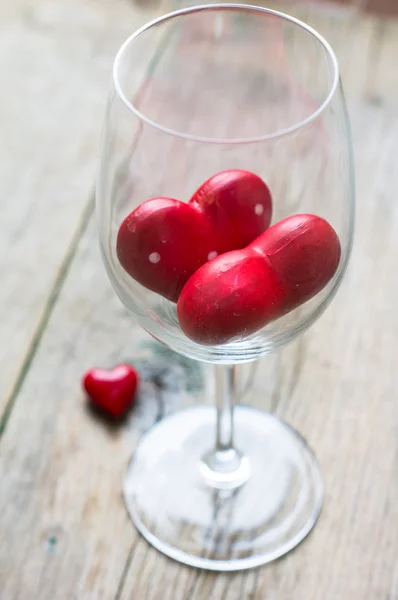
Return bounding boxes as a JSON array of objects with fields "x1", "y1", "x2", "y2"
[{"x1": 97, "y1": 4, "x2": 355, "y2": 571}]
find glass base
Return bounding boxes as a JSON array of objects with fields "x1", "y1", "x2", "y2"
[{"x1": 123, "y1": 406, "x2": 323, "y2": 571}]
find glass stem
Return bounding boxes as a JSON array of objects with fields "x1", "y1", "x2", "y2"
[
  {"x1": 201, "y1": 364, "x2": 248, "y2": 487},
  {"x1": 215, "y1": 364, "x2": 236, "y2": 453}
]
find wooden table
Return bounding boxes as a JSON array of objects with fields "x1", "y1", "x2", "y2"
[{"x1": 2, "y1": 0, "x2": 398, "y2": 598}]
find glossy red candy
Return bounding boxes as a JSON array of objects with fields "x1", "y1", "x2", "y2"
[
  {"x1": 116, "y1": 170, "x2": 272, "y2": 302},
  {"x1": 190, "y1": 170, "x2": 273, "y2": 250},
  {"x1": 83, "y1": 364, "x2": 139, "y2": 419},
  {"x1": 177, "y1": 214, "x2": 341, "y2": 345},
  {"x1": 117, "y1": 198, "x2": 215, "y2": 302}
]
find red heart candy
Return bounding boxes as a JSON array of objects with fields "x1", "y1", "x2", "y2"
[
  {"x1": 116, "y1": 170, "x2": 272, "y2": 302},
  {"x1": 83, "y1": 364, "x2": 138, "y2": 419},
  {"x1": 190, "y1": 169, "x2": 273, "y2": 250},
  {"x1": 177, "y1": 214, "x2": 341, "y2": 345}
]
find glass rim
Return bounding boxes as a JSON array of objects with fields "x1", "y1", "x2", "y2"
[{"x1": 113, "y1": 3, "x2": 340, "y2": 145}]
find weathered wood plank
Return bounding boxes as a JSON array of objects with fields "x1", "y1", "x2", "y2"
[
  {"x1": 2, "y1": 3, "x2": 398, "y2": 600},
  {"x1": 0, "y1": 218, "x2": 207, "y2": 599},
  {"x1": 0, "y1": 0, "x2": 170, "y2": 413}
]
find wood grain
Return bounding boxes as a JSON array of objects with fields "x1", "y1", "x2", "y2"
[
  {"x1": 2, "y1": 2, "x2": 398, "y2": 599},
  {"x1": 0, "y1": 0, "x2": 171, "y2": 414}
]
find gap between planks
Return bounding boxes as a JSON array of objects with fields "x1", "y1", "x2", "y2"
[{"x1": 0, "y1": 195, "x2": 95, "y2": 439}]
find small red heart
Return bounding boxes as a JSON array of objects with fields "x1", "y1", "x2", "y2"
[
  {"x1": 177, "y1": 214, "x2": 341, "y2": 345},
  {"x1": 83, "y1": 365, "x2": 139, "y2": 419},
  {"x1": 116, "y1": 170, "x2": 272, "y2": 302}
]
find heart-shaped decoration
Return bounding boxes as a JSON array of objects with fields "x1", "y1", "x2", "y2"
[
  {"x1": 117, "y1": 170, "x2": 272, "y2": 302},
  {"x1": 83, "y1": 364, "x2": 139, "y2": 419},
  {"x1": 177, "y1": 214, "x2": 341, "y2": 345}
]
